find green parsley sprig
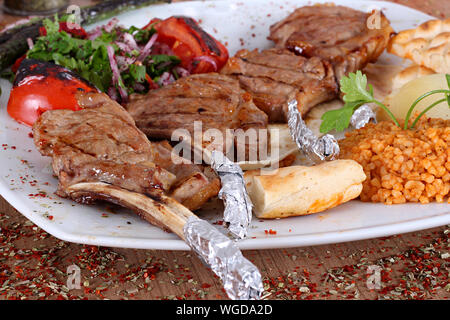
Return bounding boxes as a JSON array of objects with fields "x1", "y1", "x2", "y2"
[
  {"x1": 320, "y1": 71, "x2": 450, "y2": 133},
  {"x1": 26, "y1": 16, "x2": 180, "y2": 98}
]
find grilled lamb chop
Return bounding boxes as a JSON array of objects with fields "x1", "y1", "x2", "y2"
[
  {"x1": 33, "y1": 91, "x2": 219, "y2": 211},
  {"x1": 126, "y1": 73, "x2": 269, "y2": 161},
  {"x1": 220, "y1": 48, "x2": 338, "y2": 121},
  {"x1": 269, "y1": 4, "x2": 394, "y2": 81},
  {"x1": 32, "y1": 91, "x2": 263, "y2": 299},
  {"x1": 152, "y1": 141, "x2": 220, "y2": 211}
]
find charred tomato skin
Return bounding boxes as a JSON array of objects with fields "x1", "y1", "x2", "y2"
[
  {"x1": 144, "y1": 16, "x2": 229, "y2": 73},
  {"x1": 7, "y1": 59, "x2": 98, "y2": 126}
]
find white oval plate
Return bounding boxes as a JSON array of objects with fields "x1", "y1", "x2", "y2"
[{"x1": 0, "y1": 0, "x2": 448, "y2": 250}]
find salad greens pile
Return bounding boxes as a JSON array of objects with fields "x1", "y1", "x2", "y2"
[
  {"x1": 320, "y1": 71, "x2": 450, "y2": 133},
  {"x1": 26, "y1": 17, "x2": 181, "y2": 100}
]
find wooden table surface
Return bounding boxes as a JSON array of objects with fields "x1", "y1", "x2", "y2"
[{"x1": 0, "y1": 0, "x2": 448, "y2": 300}]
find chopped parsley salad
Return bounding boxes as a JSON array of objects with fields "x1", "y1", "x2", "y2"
[{"x1": 12, "y1": 15, "x2": 229, "y2": 104}]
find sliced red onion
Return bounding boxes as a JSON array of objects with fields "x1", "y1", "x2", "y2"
[
  {"x1": 136, "y1": 33, "x2": 158, "y2": 62},
  {"x1": 107, "y1": 45, "x2": 128, "y2": 103},
  {"x1": 151, "y1": 42, "x2": 175, "y2": 55},
  {"x1": 107, "y1": 46, "x2": 119, "y2": 82},
  {"x1": 157, "y1": 72, "x2": 169, "y2": 84},
  {"x1": 174, "y1": 66, "x2": 190, "y2": 78},
  {"x1": 122, "y1": 32, "x2": 139, "y2": 51},
  {"x1": 193, "y1": 56, "x2": 218, "y2": 71},
  {"x1": 104, "y1": 18, "x2": 119, "y2": 33},
  {"x1": 157, "y1": 72, "x2": 175, "y2": 86},
  {"x1": 87, "y1": 26, "x2": 102, "y2": 40},
  {"x1": 157, "y1": 61, "x2": 172, "y2": 69},
  {"x1": 117, "y1": 87, "x2": 129, "y2": 103},
  {"x1": 116, "y1": 55, "x2": 136, "y2": 71},
  {"x1": 26, "y1": 38, "x2": 34, "y2": 49},
  {"x1": 133, "y1": 83, "x2": 146, "y2": 92},
  {"x1": 107, "y1": 86, "x2": 118, "y2": 101},
  {"x1": 115, "y1": 41, "x2": 131, "y2": 52}
]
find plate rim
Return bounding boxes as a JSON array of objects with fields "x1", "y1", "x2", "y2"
[{"x1": 0, "y1": 0, "x2": 449, "y2": 250}]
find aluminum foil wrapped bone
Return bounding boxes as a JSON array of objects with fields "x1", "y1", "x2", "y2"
[
  {"x1": 287, "y1": 99, "x2": 340, "y2": 163},
  {"x1": 210, "y1": 150, "x2": 253, "y2": 240},
  {"x1": 350, "y1": 104, "x2": 377, "y2": 129},
  {"x1": 184, "y1": 216, "x2": 263, "y2": 300}
]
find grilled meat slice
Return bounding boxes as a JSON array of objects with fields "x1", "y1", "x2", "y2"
[
  {"x1": 220, "y1": 48, "x2": 338, "y2": 121},
  {"x1": 33, "y1": 91, "x2": 171, "y2": 199},
  {"x1": 32, "y1": 91, "x2": 262, "y2": 296},
  {"x1": 126, "y1": 73, "x2": 269, "y2": 160},
  {"x1": 269, "y1": 4, "x2": 394, "y2": 80},
  {"x1": 152, "y1": 141, "x2": 220, "y2": 211},
  {"x1": 33, "y1": 91, "x2": 219, "y2": 210}
]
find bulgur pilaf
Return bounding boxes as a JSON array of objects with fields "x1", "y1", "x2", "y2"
[{"x1": 339, "y1": 117, "x2": 450, "y2": 204}]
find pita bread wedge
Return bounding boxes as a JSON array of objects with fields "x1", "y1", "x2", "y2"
[
  {"x1": 244, "y1": 160, "x2": 366, "y2": 219},
  {"x1": 388, "y1": 18, "x2": 450, "y2": 73}
]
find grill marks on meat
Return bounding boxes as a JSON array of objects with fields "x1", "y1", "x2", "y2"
[
  {"x1": 126, "y1": 73, "x2": 269, "y2": 158},
  {"x1": 220, "y1": 48, "x2": 338, "y2": 121},
  {"x1": 269, "y1": 4, "x2": 394, "y2": 81},
  {"x1": 34, "y1": 92, "x2": 171, "y2": 199},
  {"x1": 33, "y1": 92, "x2": 219, "y2": 211}
]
